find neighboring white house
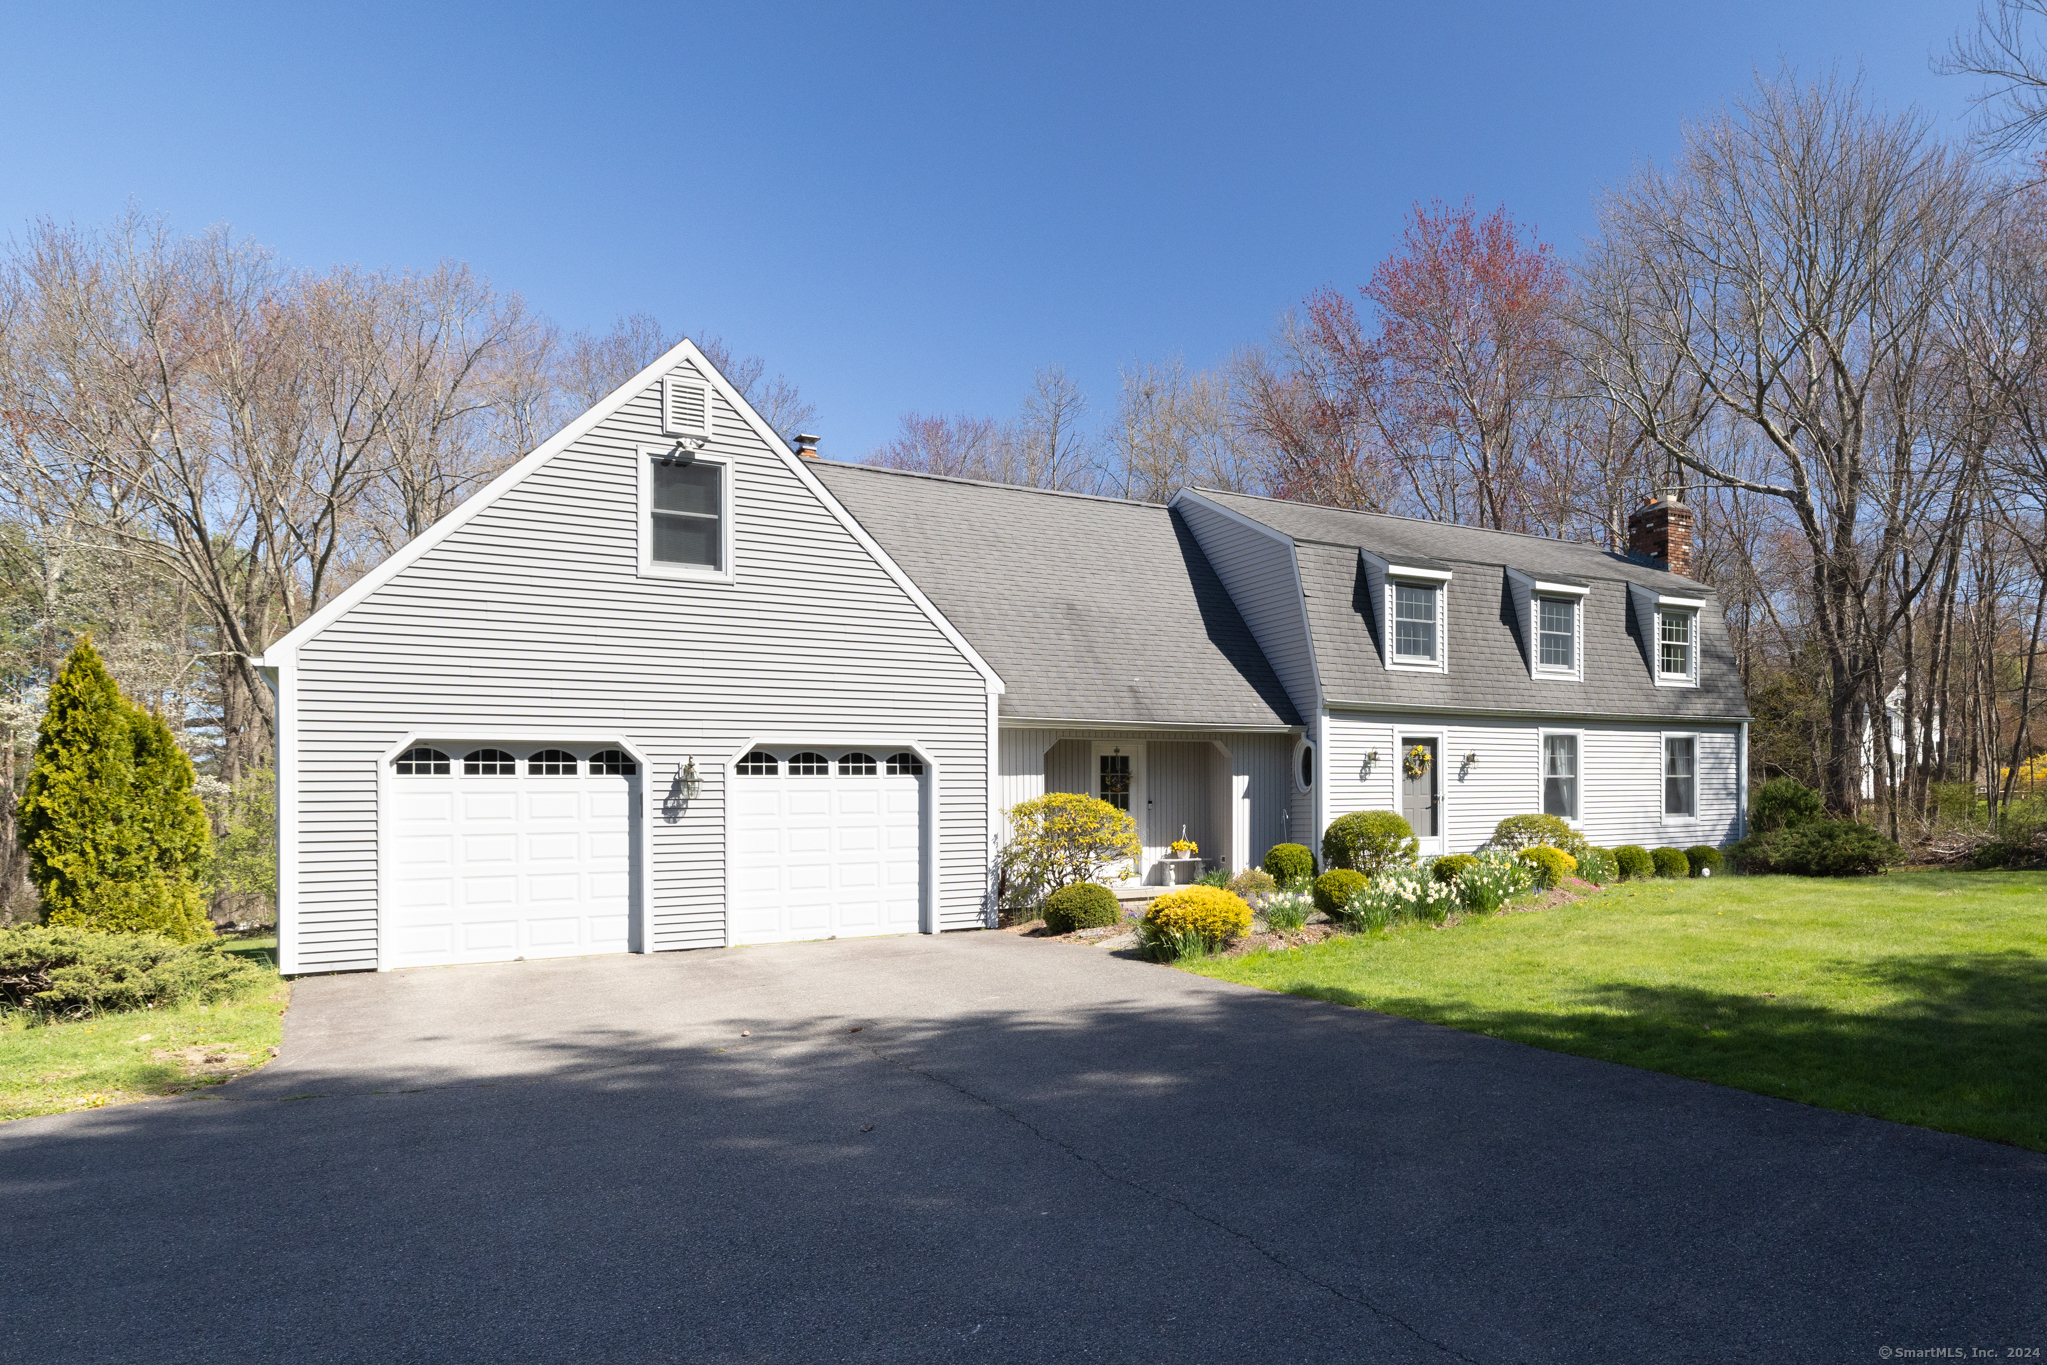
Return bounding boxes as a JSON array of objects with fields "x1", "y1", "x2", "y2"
[{"x1": 258, "y1": 340, "x2": 1750, "y2": 974}]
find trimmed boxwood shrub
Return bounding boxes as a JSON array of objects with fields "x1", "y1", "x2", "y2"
[
  {"x1": 1750, "y1": 776, "x2": 1825, "y2": 833},
  {"x1": 1613, "y1": 845, "x2": 1655, "y2": 880},
  {"x1": 1490, "y1": 813, "x2": 1591, "y2": 859},
  {"x1": 1574, "y1": 847, "x2": 1618, "y2": 885},
  {"x1": 1517, "y1": 846, "x2": 1576, "y2": 890},
  {"x1": 1313, "y1": 869, "x2": 1370, "y2": 916},
  {"x1": 1322, "y1": 811, "x2": 1419, "y2": 876},
  {"x1": 1651, "y1": 846, "x2": 1690, "y2": 878},
  {"x1": 0, "y1": 926, "x2": 266, "y2": 1021},
  {"x1": 1263, "y1": 843, "x2": 1315, "y2": 884},
  {"x1": 1042, "y1": 882, "x2": 1120, "y2": 934},
  {"x1": 1430, "y1": 853, "x2": 1478, "y2": 885},
  {"x1": 1729, "y1": 820, "x2": 1900, "y2": 876},
  {"x1": 1685, "y1": 845, "x2": 1724, "y2": 877}
]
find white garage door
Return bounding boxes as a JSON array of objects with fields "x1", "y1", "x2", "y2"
[
  {"x1": 386, "y1": 745, "x2": 639, "y2": 969},
  {"x1": 730, "y1": 748, "x2": 925, "y2": 945}
]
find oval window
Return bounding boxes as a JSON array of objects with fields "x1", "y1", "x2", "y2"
[{"x1": 1295, "y1": 739, "x2": 1315, "y2": 793}]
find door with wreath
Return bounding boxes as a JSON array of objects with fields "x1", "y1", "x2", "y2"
[{"x1": 1399, "y1": 738, "x2": 1440, "y2": 839}]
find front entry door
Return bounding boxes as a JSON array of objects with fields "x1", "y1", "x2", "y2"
[{"x1": 1400, "y1": 737, "x2": 1441, "y2": 847}]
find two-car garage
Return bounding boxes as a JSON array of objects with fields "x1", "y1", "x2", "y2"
[{"x1": 383, "y1": 740, "x2": 929, "y2": 969}]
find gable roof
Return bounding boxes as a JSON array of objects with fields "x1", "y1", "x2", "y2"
[
  {"x1": 811, "y1": 462, "x2": 1301, "y2": 730},
  {"x1": 256, "y1": 340, "x2": 999, "y2": 693},
  {"x1": 1185, "y1": 488, "x2": 1751, "y2": 722}
]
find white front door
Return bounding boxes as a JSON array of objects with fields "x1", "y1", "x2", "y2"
[
  {"x1": 730, "y1": 748, "x2": 925, "y2": 944},
  {"x1": 386, "y1": 745, "x2": 639, "y2": 969}
]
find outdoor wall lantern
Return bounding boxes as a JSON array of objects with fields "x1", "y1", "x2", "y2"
[{"x1": 678, "y1": 756, "x2": 703, "y2": 801}]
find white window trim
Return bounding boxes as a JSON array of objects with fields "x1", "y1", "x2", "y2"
[
  {"x1": 1384, "y1": 567, "x2": 1451, "y2": 674},
  {"x1": 1536, "y1": 727, "x2": 1585, "y2": 826},
  {"x1": 1531, "y1": 581, "x2": 1588, "y2": 682},
  {"x1": 661, "y1": 375, "x2": 714, "y2": 440},
  {"x1": 1653, "y1": 598, "x2": 1703, "y2": 689},
  {"x1": 636, "y1": 445, "x2": 736, "y2": 584},
  {"x1": 1661, "y1": 730, "x2": 1700, "y2": 824},
  {"x1": 1292, "y1": 736, "x2": 1315, "y2": 794}
]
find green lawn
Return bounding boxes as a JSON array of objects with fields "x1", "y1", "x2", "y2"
[
  {"x1": 0, "y1": 936, "x2": 288, "y2": 1122},
  {"x1": 1186, "y1": 871, "x2": 2047, "y2": 1150}
]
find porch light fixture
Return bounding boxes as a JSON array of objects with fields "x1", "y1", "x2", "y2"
[
  {"x1": 1463, "y1": 752, "x2": 1480, "y2": 767},
  {"x1": 678, "y1": 756, "x2": 703, "y2": 801}
]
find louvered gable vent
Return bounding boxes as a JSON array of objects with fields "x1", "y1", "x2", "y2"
[{"x1": 663, "y1": 375, "x2": 713, "y2": 439}]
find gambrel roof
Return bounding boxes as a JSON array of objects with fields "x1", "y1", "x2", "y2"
[
  {"x1": 812, "y1": 462, "x2": 1302, "y2": 730},
  {"x1": 1188, "y1": 488, "x2": 1752, "y2": 722}
]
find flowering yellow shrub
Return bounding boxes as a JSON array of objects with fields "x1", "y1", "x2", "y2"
[{"x1": 1143, "y1": 885, "x2": 1252, "y2": 946}]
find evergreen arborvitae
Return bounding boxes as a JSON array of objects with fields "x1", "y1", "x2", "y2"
[{"x1": 16, "y1": 638, "x2": 214, "y2": 942}]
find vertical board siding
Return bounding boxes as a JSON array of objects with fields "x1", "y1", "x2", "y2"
[
  {"x1": 1176, "y1": 499, "x2": 1319, "y2": 719},
  {"x1": 1322, "y1": 711, "x2": 1741, "y2": 855},
  {"x1": 291, "y1": 364, "x2": 991, "y2": 970},
  {"x1": 993, "y1": 726, "x2": 1291, "y2": 877}
]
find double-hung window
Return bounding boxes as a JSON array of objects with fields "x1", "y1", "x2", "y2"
[
  {"x1": 1393, "y1": 583, "x2": 1438, "y2": 662},
  {"x1": 639, "y1": 447, "x2": 732, "y2": 581},
  {"x1": 1657, "y1": 609, "x2": 1695, "y2": 681},
  {"x1": 1664, "y1": 736, "x2": 1696, "y2": 818},
  {"x1": 1542, "y1": 733, "x2": 1579, "y2": 820},
  {"x1": 1538, "y1": 598, "x2": 1575, "y2": 670}
]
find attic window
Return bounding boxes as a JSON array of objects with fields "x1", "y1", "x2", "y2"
[
  {"x1": 1393, "y1": 584, "x2": 1438, "y2": 661},
  {"x1": 1658, "y1": 609, "x2": 1696, "y2": 680},
  {"x1": 663, "y1": 377, "x2": 713, "y2": 439},
  {"x1": 650, "y1": 458, "x2": 724, "y2": 570},
  {"x1": 1538, "y1": 598, "x2": 1575, "y2": 670}
]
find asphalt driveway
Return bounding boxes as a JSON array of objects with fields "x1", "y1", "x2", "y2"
[{"x1": 4, "y1": 931, "x2": 2042, "y2": 1363}]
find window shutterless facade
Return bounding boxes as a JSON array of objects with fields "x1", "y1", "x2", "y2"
[
  {"x1": 1538, "y1": 598, "x2": 1574, "y2": 669},
  {"x1": 1664, "y1": 735, "x2": 1696, "y2": 818},
  {"x1": 1541, "y1": 732, "x2": 1579, "y2": 820},
  {"x1": 637, "y1": 447, "x2": 734, "y2": 582},
  {"x1": 1658, "y1": 609, "x2": 1693, "y2": 678},
  {"x1": 1393, "y1": 583, "x2": 1438, "y2": 661}
]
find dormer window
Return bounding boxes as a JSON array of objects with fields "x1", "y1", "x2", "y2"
[
  {"x1": 1538, "y1": 598, "x2": 1574, "y2": 669},
  {"x1": 1658, "y1": 609, "x2": 1694, "y2": 679},
  {"x1": 1393, "y1": 583, "x2": 1438, "y2": 661},
  {"x1": 1362, "y1": 551, "x2": 1452, "y2": 673},
  {"x1": 1508, "y1": 571, "x2": 1588, "y2": 681}
]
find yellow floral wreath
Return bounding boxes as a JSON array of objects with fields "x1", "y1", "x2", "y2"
[{"x1": 1402, "y1": 745, "x2": 1433, "y2": 780}]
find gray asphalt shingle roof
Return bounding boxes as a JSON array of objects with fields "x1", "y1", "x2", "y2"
[
  {"x1": 813, "y1": 462, "x2": 1301, "y2": 729},
  {"x1": 1194, "y1": 489, "x2": 1752, "y2": 722}
]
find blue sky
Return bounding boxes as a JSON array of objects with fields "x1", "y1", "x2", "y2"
[{"x1": 0, "y1": 0, "x2": 1986, "y2": 456}]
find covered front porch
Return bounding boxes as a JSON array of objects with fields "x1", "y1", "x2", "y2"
[{"x1": 997, "y1": 726, "x2": 1307, "y2": 887}]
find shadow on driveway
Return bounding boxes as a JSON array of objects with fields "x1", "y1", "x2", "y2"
[{"x1": 1, "y1": 932, "x2": 2041, "y2": 1363}]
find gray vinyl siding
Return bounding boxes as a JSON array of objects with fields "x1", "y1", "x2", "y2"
[
  {"x1": 289, "y1": 361, "x2": 991, "y2": 971},
  {"x1": 1323, "y1": 711, "x2": 1740, "y2": 854},
  {"x1": 1175, "y1": 495, "x2": 1320, "y2": 721}
]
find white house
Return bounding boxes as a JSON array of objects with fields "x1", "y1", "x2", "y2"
[{"x1": 257, "y1": 340, "x2": 1749, "y2": 974}]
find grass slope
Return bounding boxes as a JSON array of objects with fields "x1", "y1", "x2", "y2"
[
  {"x1": 0, "y1": 936, "x2": 288, "y2": 1122},
  {"x1": 1186, "y1": 872, "x2": 2047, "y2": 1150}
]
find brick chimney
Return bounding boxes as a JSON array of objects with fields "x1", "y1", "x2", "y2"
[
  {"x1": 1627, "y1": 493, "x2": 1695, "y2": 578},
  {"x1": 794, "y1": 433, "x2": 820, "y2": 459}
]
